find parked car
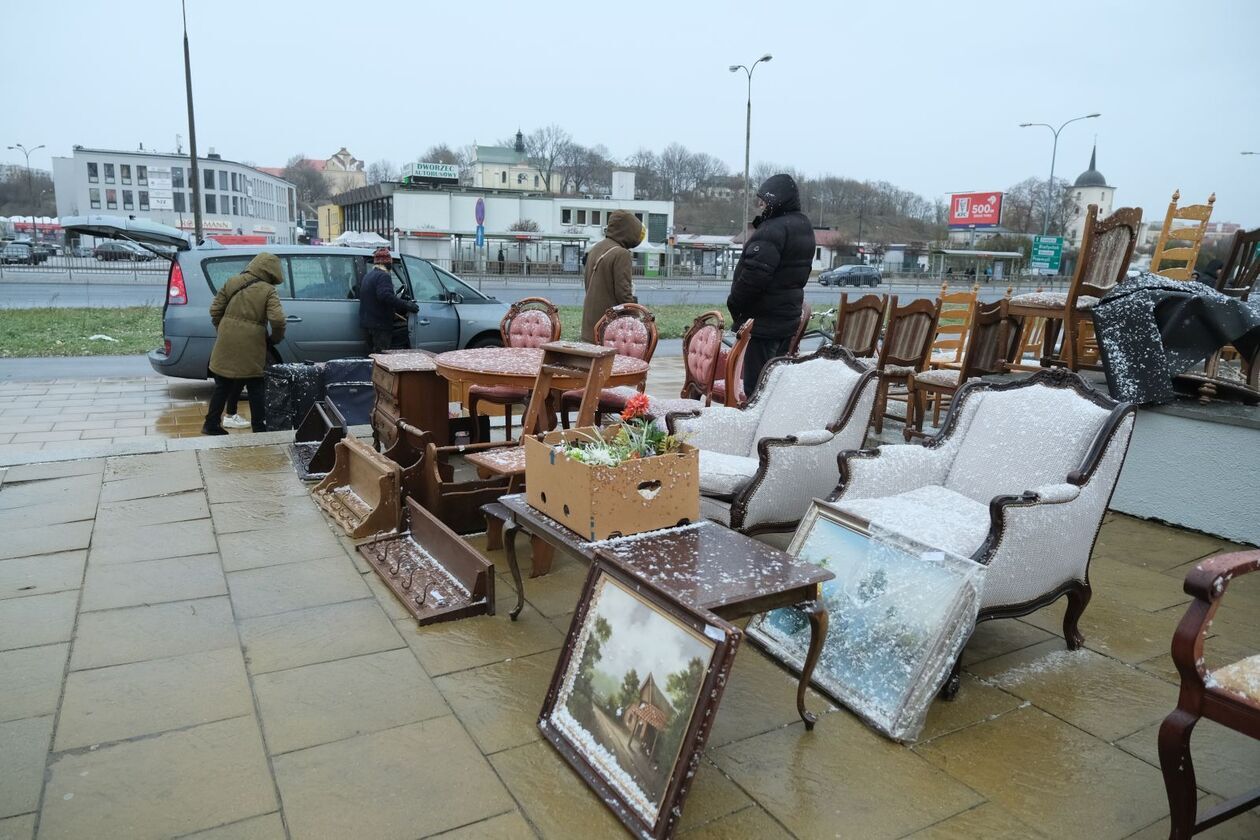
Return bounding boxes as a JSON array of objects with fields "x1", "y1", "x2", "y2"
[
  {"x1": 94, "y1": 241, "x2": 155, "y2": 261},
  {"x1": 63, "y1": 216, "x2": 511, "y2": 380},
  {"x1": 2, "y1": 242, "x2": 38, "y2": 265},
  {"x1": 818, "y1": 264, "x2": 882, "y2": 287}
]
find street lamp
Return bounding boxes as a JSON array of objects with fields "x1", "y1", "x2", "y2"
[
  {"x1": 7, "y1": 142, "x2": 46, "y2": 243},
  {"x1": 1019, "y1": 113, "x2": 1100, "y2": 235},
  {"x1": 1243, "y1": 151, "x2": 1258, "y2": 156},
  {"x1": 729, "y1": 53, "x2": 772, "y2": 237}
]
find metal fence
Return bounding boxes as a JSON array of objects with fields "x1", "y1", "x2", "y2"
[{"x1": 0, "y1": 254, "x2": 167, "y2": 283}]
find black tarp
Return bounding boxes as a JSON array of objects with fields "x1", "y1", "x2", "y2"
[{"x1": 263, "y1": 363, "x2": 324, "y2": 431}]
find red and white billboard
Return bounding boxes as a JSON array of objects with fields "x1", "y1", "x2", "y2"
[{"x1": 948, "y1": 192, "x2": 1003, "y2": 228}]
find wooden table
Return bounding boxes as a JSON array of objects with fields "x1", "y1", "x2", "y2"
[
  {"x1": 434, "y1": 346, "x2": 649, "y2": 392},
  {"x1": 492, "y1": 494, "x2": 835, "y2": 729},
  {"x1": 370, "y1": 351, "x2": 451, "y2": 449}
]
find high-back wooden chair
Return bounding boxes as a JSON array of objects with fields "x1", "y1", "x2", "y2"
[
  {"x1": 905, "y1": 299, "x2": 1021, "y2": 438},
  {"x1": 680, "y1": 310, "x2": 725, "y2": 405},
  {"x1": 1149, "y1": 189, "x2": 1216, "y2": 281},
  {"x1": 712, "y1": 319, "x2": 756, "y2": 408},
  {"x1": 787, "y1": 300, "x2": 813, "y2": 356},
  {"x1": 929, "y1": 282, "x2": 979, "y2": 369},
  {"x1": 467, "y1": 297, "x2": 561, "y2": 441},
  {"x1": 1216, "y1": 226, "x2": 1260, "y2": 300},
  {"x1": 558, "y1": 303, "x2": 659, "y2": 428},
  {"x1": 832, "y1": 293, "x2": 888, "y2": 358},
  {"x1": 870, "y1": 296, "x2": 941, "y2": 434}
]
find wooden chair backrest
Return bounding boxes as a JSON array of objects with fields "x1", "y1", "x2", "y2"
[
  {"x1": 786, "y1": 300, "x2": 813, "y2": 356},
  {"x1": 719, "y1": 320, "x2": 755, "y2": 407},
  {"x1": 1217, "y1": 226, "x2": 1260, "y2": 301},
  {"x1": 959, "y1": 300, "x2": 1021, "y2": 382},
  {"x1": 499, "y1": 297, "x2": 561, "y2": 348},
  {"x1": 833, "y1": 293, "x2": 888, "y2": 357},
  {"x1": 522, "y1": 342, "x2": 616, "y2": 435},
  {"x1": 1070, "y1": 204, "x2": 1143, "y2": 304},
  {"x1": 680, "y1": 310, "x2": 726, "y2": 403},
  {"x1": 593, "y1": 303, "x2": 659, "y2": 363},
  {"x1": 1150, "y1": 190, "x2": 1216, "y2": 281},
  {"x1": 878, "y1": 296, "x2": 941, "y2": 371},
  {"x1": 931, "y1": 282, "x2": 979, "y2": 365}
]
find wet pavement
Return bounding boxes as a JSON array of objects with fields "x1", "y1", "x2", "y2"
[{"x1": 0, "y1": 366, "x2": 1257, "y2": 839}]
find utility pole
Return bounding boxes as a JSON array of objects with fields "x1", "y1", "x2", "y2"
[
  {"x1": 729, "y1": 54, "x2": 772, "y2": 239},
  {"x1": 1019, "y1": 113, "x2": 1100, "y2": 236},
  {"x1": 183, "y1": 0, "x2": 203, "y2": 243},
  {"x1": 7, "y1": 143, "x2": 45, "y2": 242}
]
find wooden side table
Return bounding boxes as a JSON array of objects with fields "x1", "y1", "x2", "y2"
[{"x1": 370, "y1": 351, "x2": 451, "y2": 449}]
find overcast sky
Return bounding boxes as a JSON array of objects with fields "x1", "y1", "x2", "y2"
[{"x1": 4, "y1": 0, "x2": 1258, "y2": 224}]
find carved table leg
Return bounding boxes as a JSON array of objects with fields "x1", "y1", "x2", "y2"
[
  {"x1": 797, "y1": 599, "x2": 828, "y2": 731},
  {"x1": 503, "y1": 521, "x2": 525, "y2": 621},
  {"x1": 530, "y1": 537, "x2": 555, "y2": 578}
]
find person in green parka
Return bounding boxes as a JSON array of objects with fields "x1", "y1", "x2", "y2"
[
  {"x1": 580, "y1": 210, "x2": 645, "y2": 342},
  {"x1": 202, "y1": 252, "x2": 287, "y2": 435}
]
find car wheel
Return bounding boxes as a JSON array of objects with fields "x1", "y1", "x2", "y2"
[{"x1": 467, "y1": 334, "x2": 504, "y2": 349}]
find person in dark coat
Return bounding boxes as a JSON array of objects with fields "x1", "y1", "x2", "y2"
[
  {"x1": 358, "y1": 247, "x2": 418, "y2": 354},
  {"x1": 497, "y1": 247, "x2": 506, "y2": 275},
  {"x1": 727, "y1": 173, "x2": 816, "y2": 395}
]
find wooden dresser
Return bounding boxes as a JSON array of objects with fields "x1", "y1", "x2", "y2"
[{"x1": 370, "y1": 351, "x2": 451, "y2": 449}]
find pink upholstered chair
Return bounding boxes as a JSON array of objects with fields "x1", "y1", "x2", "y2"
[
  {"x1": 710, "y1": 320, "x2": 755, "y2": 408},
  {"x1": 559, "y1": 304, "x2": 659, "y2": 428},
  {"x1": 680, "y1": 310, "x2": 725, "y2": 405},
  {"x1": 467, "y1": 297, "x2": 561, "y2": 441}
]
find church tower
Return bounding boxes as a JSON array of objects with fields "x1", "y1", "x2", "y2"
[{"x1": 1065, "y1": 144, "x2": 1116, "y2": 246}]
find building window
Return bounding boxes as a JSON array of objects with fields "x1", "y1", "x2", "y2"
[
  {"x1": 137, "y1": 165, "x2": 147, "y2": 185},
  {"x1": 534, "y1": 175, "x2": 539, "y2": 188},
  {"x1": 174, "y1": 192, "x2": 186, "y2": 212},
  {"x1": 172, "y1": 166, "x2": 184, "y2": 188},
  {"x1": 122, "y1": 190, "x2": 134, "y2": 210},
  {"x1": 232, "y1": 196, "x2": 239, "y2": 215},
  {"x1": 561, "y1": 208, "x2": 572, "y2": 224},
  {"x1": 139, "y1": 191, "x2": 149, "y2": 210},
  {"x1": 204, "y1": 169, "x2": 215, "y2": 190},
  {"x1": 219, "y1": 170, "x2": 228, "y2": 191},
  {"x1": 120, "y1": 164, "x2": 131, "y2": 184},
  {"x1": 591, "y1": 210, "x2": 601, "y2": 225},
  {"x1": 576, "y1": 210, "x2": 587, "y2": 224},
  {"x1": 87, "y1": 162, "x2": 99, "y2": 183},
  {"x1": 106, "y1": 189, "x2": 117, "y2": 209},
  {"x1": 206, "y1": 194, "x2": 217, "y2": 214},
  {"x1": 501, "y1": 171, "x2": 507, "y2": 184},
  {"x1": 89, "y1": 188, "x2": 101, "y2": 209},
  {"x1": 104, "y1": 163, "x2": 115, "y2": 183},
  {"x1": 634, "y1": 212, "x2": 644, "y2": 222}
]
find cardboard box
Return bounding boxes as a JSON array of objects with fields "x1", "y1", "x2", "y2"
[{"x1": 524, "y1": 427, "x2": 700, "y2": 541}]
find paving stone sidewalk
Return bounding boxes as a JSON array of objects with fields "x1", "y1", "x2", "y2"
[{"x1": 0, "y1": 438, "x2": 1257, "y2": 839}]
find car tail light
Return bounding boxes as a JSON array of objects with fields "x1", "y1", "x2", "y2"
[
  {"x1": 163, "y1": 339, "x2": 172, "y2": 356},
  {"x1": 167, "y1": 262, "x2": 188, "y2": 305}
]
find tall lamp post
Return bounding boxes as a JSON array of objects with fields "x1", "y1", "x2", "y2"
[
  {"x1": 729, "y1": 54, "x2": 772, "y2": 238},
  {"x1": 1018, "y1": 113, "x2": 1100, "y2": 235},
  {"x1": 182, "y1": 0, "x2": 203, "y2": 243},
  {"x1": 7, "y1": 143, "x2": 45, "y2": 242}
]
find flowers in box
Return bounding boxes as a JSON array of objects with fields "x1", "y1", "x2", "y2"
[{"x1": 561, "y1": 392, "x2": 684, "y2": 466}]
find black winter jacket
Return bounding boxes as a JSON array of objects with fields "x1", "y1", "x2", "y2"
[
  {"x1": 728, "y1": 174, "x2": 816, "y2": 339},
  {"x1": 358, "y1": 267, "x2": 416, "y2": 329}
]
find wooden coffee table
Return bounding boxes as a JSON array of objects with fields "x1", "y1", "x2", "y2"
[{"x1": 489, "y1": 494, "x2": 835, "y2": 729}]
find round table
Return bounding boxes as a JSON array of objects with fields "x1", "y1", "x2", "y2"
[{"x1": 434, "y1": 347, "x2": 649, "y2": 389}]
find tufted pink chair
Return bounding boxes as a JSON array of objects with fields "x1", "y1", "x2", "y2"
[
  {"x1": 468, "y1": 297, "x2": 562, "y2": 441},
  {"x1": 680, "y1": 311, "x2": 725, "y2": 405},
  {"x1": 710, "y1": 320, "x2": 755, "y2": 408},
  {"x1": 559, "y1": 304, "x2": 659, "y2": 428}
]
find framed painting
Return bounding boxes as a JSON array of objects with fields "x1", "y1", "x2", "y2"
[
  {"x1": 539, "y1": 550, "x2": 740, "y2": 839},
  {"x1": 747, "y1": 501, "x2": 984, "y2": 742}
]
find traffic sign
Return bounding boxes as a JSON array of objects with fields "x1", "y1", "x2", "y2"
[
  {"x1": 1031, "y1": 235, "x2": 1063, "y2": 272},
  {"x1": 475, "y1": 224, "x2": 485, "y2": 248},
  {"x1": 474, "y1": 198, "x2": 485, "y2": 226}
]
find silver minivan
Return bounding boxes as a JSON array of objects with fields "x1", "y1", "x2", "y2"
[{"x1": 64, "y1": 216, "x2": 509, "y2": 379}]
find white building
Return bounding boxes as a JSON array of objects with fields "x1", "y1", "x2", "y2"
[
  {"x1": 1065, "y1": 145, "x2": 1116, "y2": 246},
  {"x1": 52, "y1": 146, "x2": 298, "y2": 243},
  {"x1": 468, "y1": 131, "x2": 562, "y2": 193}
]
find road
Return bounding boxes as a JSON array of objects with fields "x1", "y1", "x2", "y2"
[{"x1": 0, "y1": 282, "x2": 167, "y2": 308}]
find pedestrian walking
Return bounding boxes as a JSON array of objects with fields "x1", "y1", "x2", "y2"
[
  {"x1": 497, "y1": 247, "x2": 506, "y2": 275},
  {"x1": 202, "y1": 253, "x2": 287, "y2": 435},
  {"x1": 359, "y1": 247, "x2": 419, "y2": 354},
  {"x1": 727, "y1": 173, "x2": 815, "y2": 396},
  {"x1": 580, "y1": 210, "x2": 644, "y2": 342},
  {"x1": 525, "y1": 255, "x2": 532, "y2": 275}
]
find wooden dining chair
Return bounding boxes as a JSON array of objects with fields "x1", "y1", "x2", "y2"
[
  {"x1": 1008, "y1": 204, "x2": 1142, "y2": 371},
  {"x1": 467, "y1": 297, "x2": 561, "y2": 441},
  {"x1": 1215, "y1": 225, "x2": 1260, "y2": 300},
  {"x1": 559, "y1": 303, "x2": 659, "y2": 428},
  {"x1": 929, "y1": 282, "x2": 979, "y2": 369},
  {"x1": 832, "y1": 293, "x2": 888, "y2": 358},
  {"x1": 905, "y1": 299, "x2": 1021, "y2": 438},
  {"x1": 868, "y1": 296, "x2": 941, "y2": 434},
  {"x1": 711, "y1": 319, "x2": 756, "y2": 407},
  {"x1": 786, "y1": 300, "x2": 813, "y2": 356},
  {"x1": 1149, "y1": 189, "x2": 1216, "y2": 281},
  {"x1": 680, "y1": 310, "x2": 726, "y2": 405}
]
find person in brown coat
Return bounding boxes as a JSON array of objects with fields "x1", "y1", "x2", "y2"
[
  {"x1": 202, "y1": 252, "x2": 287, "y2": 435},
  {"x1": 580, "y1": 210, "x2": 644, "y2": 342}
]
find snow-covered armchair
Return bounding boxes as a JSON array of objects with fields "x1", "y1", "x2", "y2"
[
  {"x1": 666, "y1": 345, "x2": 879, "y2": 534},
  {"x1": 829, "y1": 367, "x2": 1136, "y2": 655}
]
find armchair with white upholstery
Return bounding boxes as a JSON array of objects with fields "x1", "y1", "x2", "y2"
[
  {"x1": 829, "y1": 367, "x2": 1136, "y2": 660},
  {"x1": 667, "y1": 345, "x2": 879, "y2": 534}
]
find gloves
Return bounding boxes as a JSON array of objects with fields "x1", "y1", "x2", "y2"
[{"x1": 405, "y1": 301, "x2": 420, "y2": 314}]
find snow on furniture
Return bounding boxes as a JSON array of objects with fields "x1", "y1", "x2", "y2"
[
  {"x1": 830, "y1": 368, "x2": 1136, "y2": 670},
  {"x1": 1158, "y1": 549, "x2": 1260, "y2": 839},
  {"x1": 857, "y1": 296, "x2": 941, "y2": 434},
  {"x1": 710, "y1": 320, "x2": 755, "y2": 407},
  {"x1": 833, "y1": 293, "x2": 888, "y2": 357},
  {"x1": 667, "y1": 345, "x2": 879, "y2": 534},
  {"x1": 467, "y1": 297, "x2": 561, "y2": 441},
  {"x1": 679, "y1": 310, "x2": 725, "y2": 405},
  {"x1": 559, "y1": 303, "x2": 659, "y2": 428}
]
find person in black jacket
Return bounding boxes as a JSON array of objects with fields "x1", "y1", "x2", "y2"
[
  {"x1": 359, "y1": 247, "x2": 418, "y2": 353},
  {"x1": 728, "y1": 173, "x2": 816, "y2": 395}
]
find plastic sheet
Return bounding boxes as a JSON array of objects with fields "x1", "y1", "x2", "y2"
[
  {"x1": 322, "y1": 358, "x2": 374, "y2": 426},
  {"x1": 263, "y1": 362, "x2": 323, "y2": 431}
]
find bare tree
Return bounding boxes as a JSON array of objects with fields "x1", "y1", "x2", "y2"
[
  {"x1": 366, "y1": 160, "x2": 398, "y2": 185},
  {"x1": 283, "y1": 154, "x2": 330, "y2": 211},
  {"x1": 524, "y1": 125, "x2": 572, "y2": 194},
  {"x1": 420, "y1": 144, "x2": 461, "y2": 165},
  {"x1": 626, "y1": 148, "x2": 661, "y2": 198},
  {"x1": 508, "y1": 219, "x2": 540, "y2": 232}
]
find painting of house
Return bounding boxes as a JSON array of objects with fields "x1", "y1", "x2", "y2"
[{"x1": 623, "y1": 674, "x2": 675, "y2": 757}]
